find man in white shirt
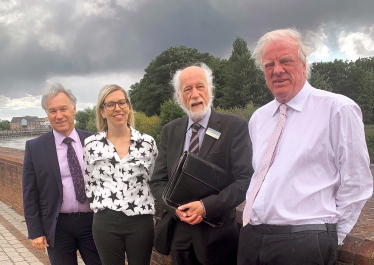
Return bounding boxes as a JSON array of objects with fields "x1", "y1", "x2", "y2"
[{"x1": 238, "y1": 28, "x2": 373, "y2": 265}]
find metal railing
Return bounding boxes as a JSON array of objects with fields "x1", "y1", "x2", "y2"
[{"x1": 0, "y1": 129, "x2": 51, "y2": 138}]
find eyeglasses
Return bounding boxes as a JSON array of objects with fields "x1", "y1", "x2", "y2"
[{"x1": 101, "y1": 99, "x2": 129, "y2": 111}]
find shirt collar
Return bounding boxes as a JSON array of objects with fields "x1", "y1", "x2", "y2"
[
  {"x1": 187, "y1": 107, "x2": 211, "y2": 131},
  {"x1": 53, "y1": 128, "x2": 80, "y2": 145},
  {"x1": 129, "y1": 125, "x2": 139, "y2": 143},
  {"x1": 272, "y1": 80, "x2": 312, "y2": 116}
]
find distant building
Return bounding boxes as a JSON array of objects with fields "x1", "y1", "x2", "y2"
[
  {"x1": 10, "y1": 116, "x2": 50, "y2": 130},
  {"x1": 36, "y1": 117, "x2": 50, "y2": 129}
]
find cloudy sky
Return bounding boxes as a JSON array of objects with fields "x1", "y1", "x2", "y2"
[{"x1": 1, "y1": 0, "x2": 374, "y2": 121}]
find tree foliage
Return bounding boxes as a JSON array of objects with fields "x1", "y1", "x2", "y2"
[
  {"x1": 215, "y1": 37, "x2": 272, "y2": 109},
  {"x1": 215, "y1": 102, "x2": 257, "y2": 122},
  {"x1": 159, "y1": 100, "x2": 185, "y2": 127},
  {"x1": 75, "y1": 107, "x2": 97, "y2": 132},
  {"x1": 134, "y1": 112, "x2": 161, "y2": 145},
  {"x1": 311, "y1": 57, "x2": 374, "y2": 124},
  {"x1": 129, "y1": 46, "x2": 217, "y2": 116},
  {"x1": 0, "y1": 120, "x2": 10, "y2": 130},
  {"x1": 128, "y1": 37, "x2": 374, "y2": 125},
  {"x1": 309, "y1": 71, "x2": 333, "y2": 92},
  {"x1": 359, "y1": 70, "x2": 374, "y2": 124}
]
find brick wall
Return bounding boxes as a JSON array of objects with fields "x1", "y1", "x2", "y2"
[
  {"x1": 0, "y1": 147, "x2": 373, "y2": 264},
  {"x1": 0, "y1": 147, "x2": 24, "y2": 215}
]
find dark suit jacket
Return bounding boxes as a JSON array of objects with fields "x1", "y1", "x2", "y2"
[
  {"x1": 150, "y1": 109, "x2": 253, "y2": 264},
  {"x1": 22, "y1": 129, "x2": 93, "y2": 248}
]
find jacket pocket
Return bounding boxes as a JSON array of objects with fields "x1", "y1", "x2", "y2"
[
  {"x1": 39, "y1": 199, "x2": 47, "y2": 206},
  {"x1": 40, "y1": 209, "x2": 48, "y2": 216}
]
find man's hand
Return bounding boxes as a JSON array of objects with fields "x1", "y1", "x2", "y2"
[
  {"x1": 176, "y1": 201, "x2": 205, "y2": 225},
  {"x1": 31, "y1": 236, "x2": 49, "y2": 252}
]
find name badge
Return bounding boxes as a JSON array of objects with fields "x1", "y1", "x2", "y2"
[{"x1": 206, "y1": 128, "x2": 221, "y2": 139}]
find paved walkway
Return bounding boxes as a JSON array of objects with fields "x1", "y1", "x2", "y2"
[{"x1": 0, "y1": 201, "x2": 84, "y2": 265}]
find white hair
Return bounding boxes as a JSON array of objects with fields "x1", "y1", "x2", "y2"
[
  {"x1": 171, "y1": 62, "x2": 215, "y2": 115},
  {"x1": 252, "y1": 28, "x2": 312, "y2": 79},
  {"x1": 41, "y1": 82, "x2": 77, "y2": 111}
]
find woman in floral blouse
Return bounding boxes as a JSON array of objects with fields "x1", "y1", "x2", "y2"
[{"x1": 84, "y1": 84, "x2": 158, "y2": 265}]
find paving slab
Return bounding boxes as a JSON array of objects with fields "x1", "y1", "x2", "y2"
[{"x1": 0, "y1": 201, "x2": 85, "y2": 265}]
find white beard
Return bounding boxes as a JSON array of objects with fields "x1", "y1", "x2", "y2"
[{"x1": 181, "y1": 100, "x2": 211, "y2": 122}]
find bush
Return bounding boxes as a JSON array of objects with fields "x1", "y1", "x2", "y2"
[
  {"x1": 365, "y1": 125, "x2": 374, "y2": 163},
  {"x1": 75, "y1": 107, "x2": 97, "y2": 132},
  {"x1": 160, "y1": 100, "x2": 186, "y2": 126},
  {"x1": 134, "y1": 112, "x2": 161, "y2": 145},
  {"x1": 215, "y1": 102, "x2": 257, "y2": 121}
]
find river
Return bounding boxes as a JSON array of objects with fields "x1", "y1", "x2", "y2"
[{"x1": 0, "y1": 136, "x2": 38, "y2": 150}]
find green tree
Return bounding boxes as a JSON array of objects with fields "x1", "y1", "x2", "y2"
[
  {"x1": 159, "y1": 100, "x2": 185, "y2": 126},
  {"x1": 215, "y1": 102, "x2": 257, "y2": 122},
  {"x1": 129, "y1": 46, "x2": 217, "y2": 116},
  {"x1": 309, "y1": 71, "x2": 334, "y2": 92},
  {"x1": 311, "y1": 60, "x2": 351, "y2": 96},
  {"x1": 134, "y1": 112, "x2": 161, "y2": 145},
  {"x1": 210, "y1": 57, "x2": 227, "y2": 107},
  {"x1": 216, "y1": 37, "x2": 272, "y2": 109},
  {"x1": 75, "y1": 107, "x2": 97, "y2": 132},
  {"x1": 0, "y1": 120, "x2": 10, "y2": 130},
  {"x1": 359, "y1": 70, "x2": 374, "y2": 124}
]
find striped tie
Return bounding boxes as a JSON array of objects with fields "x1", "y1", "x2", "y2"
[{"x1": 189, "y1": 123, "x2": 201, "y2": 154}]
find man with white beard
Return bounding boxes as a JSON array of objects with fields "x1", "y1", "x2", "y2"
[{"x1": 150, "y1": 63, "x2": 253, "y2": 265}]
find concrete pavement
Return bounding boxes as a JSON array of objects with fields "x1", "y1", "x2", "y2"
[{"x1": 0, "y1": 201, "x2": 84, "y2": 265}]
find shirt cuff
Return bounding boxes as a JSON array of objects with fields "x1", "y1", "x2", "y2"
[{"x1": 200, "y1": 200, "x2": 206, "y2": 218}]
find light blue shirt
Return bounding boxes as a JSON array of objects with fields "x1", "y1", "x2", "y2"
[{"x1": 183, "y1": 108, "x2": 211, "y2": 152}]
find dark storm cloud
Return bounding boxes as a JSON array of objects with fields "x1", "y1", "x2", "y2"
[{"x1": 0, "y1": 0, "x2": 373, "y2": 98}]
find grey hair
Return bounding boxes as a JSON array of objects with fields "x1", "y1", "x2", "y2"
[
  {"x1": 171, "y1": 62, "x2": 215, "y2": 110},
  {"x1": 41, "y1": 82, "x2": 77, "y2": 111},
  {"x1": 252, "y1": 28, "x2": 312, "y2": 79}
]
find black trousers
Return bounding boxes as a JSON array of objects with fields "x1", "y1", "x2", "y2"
[
  {"x1": 171, "y1": 220, "x2": 237, "y2": 265},
  {"x1": 237, "y1": 224, "x2": 338, "y2": 265},
  {"x1": 92, "y1": 209, "x2": 154, "y2": 265},
  {"x1": 47, "y1": 212, "x2": 101, "y2": 265}
]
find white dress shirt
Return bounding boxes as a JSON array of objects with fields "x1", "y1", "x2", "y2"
[
  {"x1": 247, "y1": 81, "x2": 373, "y2": 244},
  {"x1": 84, "y1": 127, "x2": 158, "y2": 216}
]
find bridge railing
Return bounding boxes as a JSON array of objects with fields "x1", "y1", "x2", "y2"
[{"x1": 0, "y1": 129, "x2": 51, "y2": 138}]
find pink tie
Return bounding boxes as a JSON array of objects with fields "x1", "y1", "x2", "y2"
[{"x1": 243, "y1": 104, "x2": 287, "y2": 226}]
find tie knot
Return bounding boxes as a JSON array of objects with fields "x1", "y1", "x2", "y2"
[
  {"x1": 191, "y1": 123, "x2": 201, "y2": 133},
  {"x1": 63, "y1": 137, "x2": 73, "y2": 145},
  {"x1": 279, "y1": 104, "x2": 287, "y2": 116}
]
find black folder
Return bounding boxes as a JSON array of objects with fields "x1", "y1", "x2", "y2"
[{"x1": 162, "y1": 151, "x2": 234, "y2": 227}]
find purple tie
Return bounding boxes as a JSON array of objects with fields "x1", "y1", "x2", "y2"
[
  {"x1": 243, "y1": 104, "x2": 287, "y2": 226},
  {"x1": 189, "y1": 123, "x2": 201, "y2": 154},
  {"x1": 63, "y1": 137, "x2": 87, "y2": 204}
]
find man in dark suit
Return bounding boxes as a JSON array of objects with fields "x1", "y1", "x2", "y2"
[
  {"x1": 150, "y1": 63, "x2": 253, "y2": 265},
  {"x1": 22, "y1": 83, "x2": 101, "y2": 265}
]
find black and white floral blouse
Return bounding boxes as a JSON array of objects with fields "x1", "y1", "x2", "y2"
[{"x1": 83, "y1": 127, "x2": 158, "y2": 215}]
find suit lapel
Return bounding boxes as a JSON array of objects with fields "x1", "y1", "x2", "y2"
[
  {"x1": 172, "y1": 117, "x2": 188, "y2": 161},
  {"x1": 45, "y1": 131, "x2": 63, "y2": 197},
  {"x1": 76, "y1": 129, "x2": 86, "y2": 146},
  {"x1": 199, "y1": 110, "x2": 221, "y2": 158}
]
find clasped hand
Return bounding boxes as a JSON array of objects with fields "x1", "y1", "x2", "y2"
[{"x1": 175, "y1": 201, "x2": 205, "y2": 225}]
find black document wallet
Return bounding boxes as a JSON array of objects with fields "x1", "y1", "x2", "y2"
[{"x1": 162, "y1": 151, "x2": 234, "y2": 227}]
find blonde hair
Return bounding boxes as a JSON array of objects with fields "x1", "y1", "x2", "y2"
[{"x1": 96, "y1": 84, "x2": 135, "y2": 131}]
